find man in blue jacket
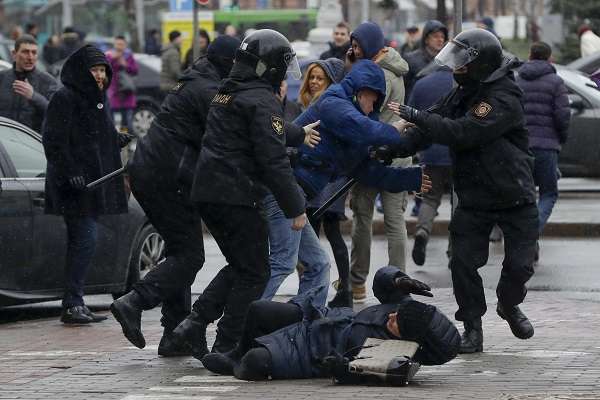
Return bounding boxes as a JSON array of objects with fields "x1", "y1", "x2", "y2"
[
  {"x1": 260, "y1": 59, "x2": 427, "y2": 307},
  {"x1": 202, "y1": 266, "x2": 460, "y2": 381},
  {"x1": 516, "y1": 42, "x2": 570, "y2": 260}
]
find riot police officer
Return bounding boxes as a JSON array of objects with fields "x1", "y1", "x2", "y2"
[
  {"x1": 168, "y1": 29, "x2": 308, "y2": 358},
  {"x1": 110, "y1": 35, "x2": 242, "y2": 356},
  {"x1": 388, "y1": 28, "x2": 538, "y2": 353}
]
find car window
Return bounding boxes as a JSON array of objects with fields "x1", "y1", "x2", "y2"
[{"x1": 0, "y1": 125, "x2": 46, "y2": 178}]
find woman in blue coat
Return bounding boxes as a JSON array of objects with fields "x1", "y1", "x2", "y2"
[
  {"x1": 262, "y1": 59, "x2": 428, "y2": 307},
  {"x1": 203, "y1": 266, "x2": 460, "y2": 381}
]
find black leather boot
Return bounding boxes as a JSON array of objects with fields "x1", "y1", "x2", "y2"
[
  {"x1": 110, "y1": 291, "x2": 147, "y2": 348},
  {"x1": 202, "y1": 346, "x2": 243, "y2": 376},
  {"x1": 82, "y1": 306, "x2": 108, "y2": 322},
  {"x1": 497, "y1": 303, "x2": 534, "y2": 339},
  {"x1": 61, "y1": 306, "x2": 93, "y2": 324},
  {"x1": 459, "y1": 318, "x2": 483, "y2": 353},
  {"x1": 170, "y1": 312, "x2": 209, "y2": 361},
  {"x1": 327, "y1": 288, "x2": 353, "y2": 309},
  {"x1": 158, "y1": 330, "x2": 193, "y2": 357},
  {"x1": 412, "y1": 230, "x2": 428, "y2": 266}
]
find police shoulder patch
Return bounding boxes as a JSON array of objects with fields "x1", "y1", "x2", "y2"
[
  {"x1": 170, "y1": 82, "x2": 184, "y2": 93},
  {"x1": 472, "y1": 101, "x2": 492, "y2": 118},
  {"x1": 271, "y1": 115, "x2": 284, "y2": 135}
]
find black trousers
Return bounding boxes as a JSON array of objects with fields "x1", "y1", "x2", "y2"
[
  {"x1": 449, "y1": 203, "x2": 538, "y2": 322},
  {"x1": 307, "y1": 210, "x2": 350, "y2": 290},
  {"x1": 191, "y1": 202, "x2": 271, "y2": 351},
  {"x1": 129, "y1": 171, "x2": 205, "y2": 332}
]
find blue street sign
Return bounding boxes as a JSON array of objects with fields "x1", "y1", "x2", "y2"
[{"x1": 169, "y1": 0, "x2": 193, "y2": 12}]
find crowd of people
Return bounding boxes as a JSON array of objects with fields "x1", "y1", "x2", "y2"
[{"x1": 0, "y1": 15, "x2": 583, "y2": 385}]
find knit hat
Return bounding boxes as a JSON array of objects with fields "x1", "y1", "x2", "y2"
[
  {"x1": 312, "y1": 57, "x2": 345, "y2": 83},
  {"x1": 84, "y1": 45, "x2": 109, "y2": 69},
  {"x1": 396, "y1": 300, "x2": 435, "y2": 343},
  {"x1": 351, "y1": 22, "x2": 385, "y2": 60}
]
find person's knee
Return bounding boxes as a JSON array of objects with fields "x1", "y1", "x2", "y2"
[{"x1": 235, "y1": 347, "x2": 272, "y2": 381}]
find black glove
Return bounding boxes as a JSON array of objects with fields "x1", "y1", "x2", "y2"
[
  {"x1": 118, "y1": 133, "x2": 135, "y2": 148},
  {"x1": 394, "y1": 277, "x2": 433, "y2": 297},
  {"x1": 370, "y1": 145, "x2": 395, "y2": 165},
  {"x1": 397, "y1": 104, "x2": 420, "y2": 123},
  {"x1": 320, "y1": 353, "x2": 350, "y2": 379},
  {"x1": 68, "y1": 175, "x2": 86, "y2": 190}
]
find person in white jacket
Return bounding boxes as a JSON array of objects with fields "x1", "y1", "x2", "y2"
[{"x1": 578, "y1": 25, "x2": 600, "y2": 57}]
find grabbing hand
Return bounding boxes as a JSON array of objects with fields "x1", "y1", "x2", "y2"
[
  {"x1": 391, "y1": 118, "x2": 415, "y2": 133},
  {"x1": 393, "y1": 277, "x2": 433, "y2": 297},
  {"x1": 303, "y1": 120, "x2": 321, "y2": 148},
  {"x1": 13, "y1": 79, "x2": 34, "y2": 100},
  {"x1": 388, "y1": 102, "x2": 420, "y2": 123},
  {"x1": 291, "y1": 212, "x2": 307, "y2": 231},
  {"x1": 419, "y1": 172, "x2": 432, "y2": 194},
  {"x1": 68, "y1": 176, "x2": 86, "y2": 190}
]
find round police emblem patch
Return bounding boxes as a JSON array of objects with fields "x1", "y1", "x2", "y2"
[{"x1": 473, "y1": 102, "x2": 492, "y2": 118}]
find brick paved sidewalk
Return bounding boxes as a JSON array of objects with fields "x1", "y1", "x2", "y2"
[{"x1": 1, "y1": 289, "x2": 599, "y2": 400}]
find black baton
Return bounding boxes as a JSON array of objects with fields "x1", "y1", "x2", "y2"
[
  {"x1": 311, "y1": 178, "x2": 356, "y2": 219},
  {"x1": 86, "y1": 166, "x2": 127, "y2": 190}
]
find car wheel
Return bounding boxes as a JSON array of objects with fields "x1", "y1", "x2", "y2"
[
  {"x1": 132, "y1": 104, "x2": 157, "y2": 138},
  {"x1": 112, "y1": 224, "x2": 165, "y2": 300}
]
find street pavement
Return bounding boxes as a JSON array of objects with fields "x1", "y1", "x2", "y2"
[{"x1": 1, "y1": 237, "x2": 600, "y2": 400}]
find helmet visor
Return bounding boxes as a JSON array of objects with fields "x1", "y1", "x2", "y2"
[
  {"x1": 286, "y1": 54, "x2": 302, "y2": 80},
  {"x1": 434, "y1": 40, "x2": 479, "y2": 70}
]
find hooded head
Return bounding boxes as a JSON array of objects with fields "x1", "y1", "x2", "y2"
[
  {"x1": 339, "y1": 59, "x2": 386, "y2": 118},
  {"x1": 207, "y1": 35, "x2": 241, "y2": 79},
  {"x1": 61, "y1": 44, "x2": 112, "y2": 98},
  {"x1": 298, "y1": 58, "x2": 345, "y2": 108},
  {"x1": 421, "y1": 20, "x2": 448, "y2": 54},
  {"x1": 350, "y1": 22, "x2": 385, "y2": 60}
]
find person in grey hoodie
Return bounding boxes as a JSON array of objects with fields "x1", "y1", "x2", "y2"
[{"x1": 345, "y1": 22, "x2": 413, "y2": 302}]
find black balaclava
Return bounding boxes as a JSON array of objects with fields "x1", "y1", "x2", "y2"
[{"x1": 207, "y1": 35, "x2": 241, "y2": 79}]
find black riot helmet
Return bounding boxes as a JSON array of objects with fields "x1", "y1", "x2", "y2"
[
  {"x1": 435, "y1": 28, "x2": 502, "y2": 82},
  {"x1": 235, "y1": 29, "x2": 301, "y2": 87}
]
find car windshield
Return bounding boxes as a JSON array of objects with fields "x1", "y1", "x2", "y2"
[
  {"x1": 0, "y1": 123, "x2": 46, "y2": 178},
  {"x1": 556, "y1": 67, "x2": 600, "y2": 103}
]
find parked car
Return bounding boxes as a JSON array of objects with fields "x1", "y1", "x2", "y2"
[
  {"x1": 555, "y1": 66, "x2": 600, "y2": 177},
  {"x1": 46, "y1": 52, "x2": 164, "y2": 138},
  {"x1": 0, "y1": 117, "x2": 164, "y2": 307},
  {"x1": 567, "y1": 52, "x2": 600, "y2": 75}
]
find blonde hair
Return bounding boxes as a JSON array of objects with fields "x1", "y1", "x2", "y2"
[{"x1": 298, "y1": 63, "x2": 332, "y2": 109}]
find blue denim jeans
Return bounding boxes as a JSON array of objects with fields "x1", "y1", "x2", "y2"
[
  {"x1": 261, "y1": 193, "x2": 330, "y2": 306},
  {"x1": 532, "y1": 148, "x2": 559, "y2": 233},
  {"x1": 62, "y1": 216, "x2": 98, "y2": 308}
]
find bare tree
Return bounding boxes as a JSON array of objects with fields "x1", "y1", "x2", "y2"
[{"x1": 124, "y1": 0, "x2": 139, "y2": 52}]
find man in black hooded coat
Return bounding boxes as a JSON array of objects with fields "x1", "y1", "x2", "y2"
[{"x1": 42, "y1": 45, "x2": 130, "y2": 324}]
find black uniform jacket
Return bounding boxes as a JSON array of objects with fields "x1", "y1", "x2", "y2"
[
  {"x1": 191, "y1": 62, "x2": 305, "y2": 218},
  {"x1": 403, "y1": 59, "x2": 536, "y2": 210},
  {"x1": 129, "y1": 57, "x2": 222, "y2": 189}
]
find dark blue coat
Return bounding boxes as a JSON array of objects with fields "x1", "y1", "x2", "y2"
[
  {"x1": 293, "y1": 60, "x2": 422, "y2": 199},
  {"x1": 516, "y1": 60, "x2": 570, "y2": 151},
  {"x1": 407, "y1": 69, "x2": 453, "y2": 166},
  {"x1": 256, "y1": 266, "x2": 460, "y2": 379}
]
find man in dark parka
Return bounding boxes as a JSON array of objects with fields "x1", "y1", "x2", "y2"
[
  {"x1": 42, "y1": 45, "x2": 130, "y2": 324},
  {"x1": 202, "y1": 266, "x2": 460, "y2": 381}
]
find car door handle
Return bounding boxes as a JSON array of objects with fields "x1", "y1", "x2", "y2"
[{"x1": 33, "y1": 196, "x2": 45, "y2": 208}]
